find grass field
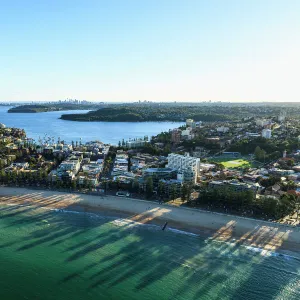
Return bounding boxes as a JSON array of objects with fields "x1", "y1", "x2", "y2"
[{"x1": 209, "y1": 157, "x2": 252, "y2": 169}]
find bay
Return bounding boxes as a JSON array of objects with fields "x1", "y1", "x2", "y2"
[
  {"x1": 0, "y1": 106, "x2": 183, "y2": 145},
  {"x1": 0, "y1": 204, "x2": 299, "y2": 300}
]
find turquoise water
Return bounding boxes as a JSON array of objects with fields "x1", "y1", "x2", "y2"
[
  {"x1": 0, "y1": 106, "x2": 183, "y2": 145},
  {"x1": 0, "y1": 203, "x2": 300, "y2": 299}
]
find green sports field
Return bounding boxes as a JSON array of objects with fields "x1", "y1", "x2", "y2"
[{"x1": 209, "y1": 157, "x2": 253, "y2": 169}]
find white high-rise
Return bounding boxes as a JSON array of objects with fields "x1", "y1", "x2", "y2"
[{"x1": 167, "y1": 153, "x2": 200, "y2": 183}]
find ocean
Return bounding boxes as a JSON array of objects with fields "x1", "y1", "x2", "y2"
[
  {"x1": 0, "y1": 203, "x2": 299, "y2": 300},
  {"x1": 0, "y1": 106, "x2": 183, "y2": 145}
]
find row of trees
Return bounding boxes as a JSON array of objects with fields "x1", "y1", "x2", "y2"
[
  {"x1": 0, "y1": 170, "x2": 48, "y2": 185},
  {"x1": 144, "y1": 177, "x2": 192, "y2": 201},
  {"x1": 196, "y1": 187, "x2": 297, "y2": 219}
]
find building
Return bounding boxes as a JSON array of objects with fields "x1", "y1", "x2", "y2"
[
  {"x1": 262, "y1": 129, "x2": 272, "y2": 139},
  {"x1": 125, "y1": 139, "x2": 148, "y2": 148},
  {"x1": 283, "y1": 150, "x2": 287, "y2": 158},
  {"x1": 216, "y1": 126, "x2": 229, "y2": 133},
  {"x1": 143, "y1": 168, "x2": 176, "y2": 184},
  {"x1": 256, "y1": 119, "x2": 270, "y2": 127},
  {"x1": 278, "y1": 110, "x2": 286, "y2": 122},
  {"x1": 181, "y1": 128, "x2": 194, "y2": 140},
  {"x1": 166, "y1": 153, "x2": 200, "y2": 183},
  {"x1": 220, "y1": 152, "x2": 241, "y2": 158},
  {"x1": 171, "y1": 129, "x2": 182, "y2": 143},
  {"x1": 186, "y1": 119, "x2": 196, "y2": 128},
  {"x1": 209, "y1": 180, "x2": 259, "y2": 193}
]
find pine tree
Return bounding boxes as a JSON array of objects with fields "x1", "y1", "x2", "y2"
[{"x1": 146, "y1": 177, "x2": 153, "y2": 198}]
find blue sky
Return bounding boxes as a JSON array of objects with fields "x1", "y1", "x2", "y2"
[{"x1": 0, "y1": 0, "x2": 299, "y2": 102}]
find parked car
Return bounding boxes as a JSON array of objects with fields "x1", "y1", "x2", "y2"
[{"x1": 116, "y1": 191, "x2": 130, "y2": 197}]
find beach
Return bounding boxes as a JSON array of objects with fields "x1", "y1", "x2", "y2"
[{"x1": 1, "y1": 186, "x2": 299, "y2": 256}]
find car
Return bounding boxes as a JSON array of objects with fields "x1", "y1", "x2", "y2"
[{"x1": 116, "y1": 191, "x2": 130, "y2": 197}]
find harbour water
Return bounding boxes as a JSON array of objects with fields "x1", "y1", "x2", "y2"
[
  {"x1": 0, "y1": 204, "x2": 300, "y2": 300},
  {"x1": 0, "y1": 106, "x2": 183, "y2": 145}
]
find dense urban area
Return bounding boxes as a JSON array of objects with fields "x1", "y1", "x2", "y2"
[{"x1": 2, "y1": 102, "x2": 300, "y2": 225}]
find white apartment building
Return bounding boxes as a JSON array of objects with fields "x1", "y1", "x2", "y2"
[
  {"x1": 262, "y1": 129, "x2": 272, "y2": 139},
  {"x1": 181, "y1": 128, "x2": 194, "y2": 140},
  {"x1": 256, "y1": 119, "x2": 270, "y2": 127},
  {"x1": 58, "y1": 160, "x2": 81, "y2": 174},
  {"x1": 126, "y1": 139, "x2": 148, "y2": 148},
  {"x1": 216, "y1": 126, "x2": 229, "y2": 133},
  {"x1": 166, "y1": 153, "x2": 200, "y2": 183}
]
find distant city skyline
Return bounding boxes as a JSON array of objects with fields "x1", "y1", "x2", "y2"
[{"x1": 0, "y1": 0, "x2": 299, "y2": 102}]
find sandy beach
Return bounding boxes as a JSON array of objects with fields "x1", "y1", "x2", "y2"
[{"x1": 1, "y1": 186, "x2": 300, "y2": 256}]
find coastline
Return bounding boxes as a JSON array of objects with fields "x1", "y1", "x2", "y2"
[{"x1": 1, "y1": 186, "x2": 300, "y2": 257}]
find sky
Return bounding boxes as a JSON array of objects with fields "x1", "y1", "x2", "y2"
[{"x1": 0, "y1": 0, "x2": 299, "y2": 102}]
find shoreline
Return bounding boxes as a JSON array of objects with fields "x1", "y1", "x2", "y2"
[{"x1": 1, "y1": 187, "x2": 300, "y2": 257}]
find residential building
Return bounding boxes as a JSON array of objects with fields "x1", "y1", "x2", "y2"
[
  {"x1": 209, "y1": 180, "x2": 259, "y2": 193},
  {"x1": 186, "y1": 119, "x2": 195, "y2": 128},
  {"x1": 125, "y1": 138, "x2": 148, "y2": 148},
  {"x1": 278, "y1": 111, "x2": 287, "y2": 122},
  {"x1": 181, "y1": 128, "x2": 194, "y2": 140},
  {"x1": 166, "y1": 153, "x2": 200, "y2": 183},
  {"x1": 256, "y1": 119, "x2": 270, "y2": 127},
  {"x1": 171, "y1": 129, "x2": 182, "y2": 143},
  {"x1": 262, "y1": 129, "x2": 272, "y2": 139},
  {"x1": 217, "y1": 126, "x2": 229, "y2": 133},
  {"x1": 143, "y1": 168, "x2": 176, "y2": 184}
]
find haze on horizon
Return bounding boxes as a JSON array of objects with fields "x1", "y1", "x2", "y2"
[{"x1": 0, "y1": 0, "x2": 299, "y2": 103}]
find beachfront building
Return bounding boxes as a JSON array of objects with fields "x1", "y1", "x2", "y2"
[
  {"x1": 112, "y1": 151, "x2": 129, "y2": 176},
  {"x1": 143, "y1": 167, "x2": 176, "y2": 184},
  {"x1": 209, "y1": 180, "x2": 259, "y2": 193},
  {"x1": 166, "y1": 153, "x2": 200, "y2": 183}
]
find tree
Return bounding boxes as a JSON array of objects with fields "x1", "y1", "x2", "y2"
[
  {"x1": 158, "y1": 181, "x2": 165, "y2": 198},
  {"x1": 260, "y1": 196, "x2": 279, "y2": 218},
  {"x1": 254, "y1": 146, "x2": 266, "y2": 162},
  {"x1": 181, "y1": 183, "x2": 188, "y2": 201},
  {"x1": 145, "y1": 177, "x2": 153, "y2": 198},
  {"x1": 186, "y1": 184, "x2": 192, "y2": 202},
  {"x1": 170, "y1": 184, "x2": 177, "y2": 201},
  {"x1": 295, "y1": 197, "x2": 300, "y2": 221},
  {"x1": 56, "y1": 180, "x2": 61, "y2": 190},
  {"x1": 132, "y1": 178, "x2": 139, "y2": 193},
  {"x1": 71, "y1": 180, "x2": 77, "y2": 190}
]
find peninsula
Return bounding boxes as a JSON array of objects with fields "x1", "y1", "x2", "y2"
[
  {"x1": 8, "y1": 101, "x2": 103, "y2": 113},
  {"x1": 60, "y1": 104, "x2": 237, "y2": 122}
]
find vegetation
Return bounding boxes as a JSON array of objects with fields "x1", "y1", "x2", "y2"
[
  {"x1": 60, "y1": 105, "x2": 237, "y2": 122},
  {"x1": 228, "y1": 137, "x2": 299, "y2": 158},
  {"x1": 196, "y1": 187, "x2": 296, "y2": 220},
  {"x1": 8, "y1": 103, "x2": 102, "y2": 113}
]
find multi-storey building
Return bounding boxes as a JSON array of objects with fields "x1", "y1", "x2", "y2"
[
  {"x1": 166, "y1": 153, "x2": 200, "y2": 183},
  {"x1": 171, "y1": 129, "x2": 182, "y2": 143},
  {"x1": 262, "y1": 129, "x2": 272, "y2": 139}
]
